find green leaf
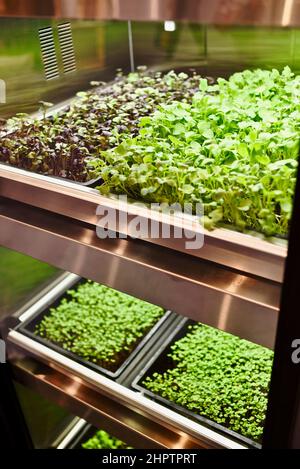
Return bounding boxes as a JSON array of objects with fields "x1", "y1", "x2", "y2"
[
  {"x1": 237, "y1": 143, "x2": 249, "y2": 158},
  {"x1": 199, "y1": 78, "x2": 208, "y2": 92},
  {"x1": 255, "y1": 154, "x2": 270, "y2": 165},
  {"x1": 182, "y1": 184, "x2": 194, "y2": 195},
  {"x1": 210, "y1": 208, "x2": 223, "y2": 222},
  {"x1": 203, "y1": 129, "x2": 214, "y2": 139},
  {"x1": 238, "y1": 199, "x2": 252, "y2": 211},
  {"x1": 280, "y1": 200, "x2": 292, "y2": 213},
  {"x1": 173, "y1": 123, "x2": 186, "y2": 135},
  {"x1": 140, "y1": 116, "x2": 152, "y2": 127}
]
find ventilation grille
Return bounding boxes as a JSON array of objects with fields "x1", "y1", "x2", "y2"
[
  {"x1": 38, "y1": 27, "x2": 60, "y2": 80},
  {"x1": 58, "y1": 23, "x2": 77, "y2": 74}
]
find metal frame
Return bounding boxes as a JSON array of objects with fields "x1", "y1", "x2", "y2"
[
  {"x1": 262, "y1": 154, "x2": 300, "y2": 449},
  {"x1": 56, "y1": 418, "x2": 87, "y2": 449},
  {"x1": 0, "y1": 196, "x2": 279, "y2": 348},
  {"x1": 1, "y1": 0, "x2": 300, "y2": 449},
  {"x1": 1, "y1": 1, "x2": 300, "y2": 27}
]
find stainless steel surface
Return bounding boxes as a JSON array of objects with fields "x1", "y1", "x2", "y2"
[
  {"x1": 8, "y1": 332, "x2": 246, "y2": 449},
  {"x1": 18, "y1": 273, "x2": 79, "y2": 323},
  {"x1": 0, "y1": 0, "x2": 300, "y2": 27},
  {"x1": 1, "y1": 17, "x2": 299, "y2": 120},
  {"x1": 57, "y1": 22, "x2": 77, "y2": 75},
  {"x1": 0, "y1": 199, "x2": 279, "y2": 347},
  {"x1": 0, "y1": 165, "x2": 287, "y2": 283},
  {"x1": 39, "y1": 26, "x2": 60, "y2": 80},
  {"x1": 131, "y1": 22, "x2": 300, "y2": 77},
  {"x1": 56, "y1": 418, "x2": 87, "y2": 449},
  {"x1": 0, "y1": 18, "x2": 130, "y2": 118}
]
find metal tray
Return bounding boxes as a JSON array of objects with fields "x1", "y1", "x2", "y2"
[
  {"x1": 0, "y1": 160, "x2": 101, "y2": 187},
  {"x1": 16, "y1": 278, "x2": 172, "y2": 379},
  {"x1": 132, "y1": 318, "x2": 262, "y2": 449}
]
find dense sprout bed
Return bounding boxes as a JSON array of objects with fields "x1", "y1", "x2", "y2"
[
  {"x1": 93, "y1": 67, "x2": 300, "y2": 236},
  {"x1": 0, "y1": 68, "x2": 201, "y2": 182},
  {"x1": 143, "y1": 323, "x2": 273, "y2": 442},
  {"x1": 35, "y1": 281, "x2": 164, "y2": 371},
  {"x1": 82, "y1": 430, "x2": 132, "y2": 449}
]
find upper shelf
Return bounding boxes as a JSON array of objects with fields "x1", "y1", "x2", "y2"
[
  {"x1": 1, "y1": 0, "x2": 300, "y2": 27},
  {"x1": 0, "y1": 164, "x2": 286, "y2": 283}
]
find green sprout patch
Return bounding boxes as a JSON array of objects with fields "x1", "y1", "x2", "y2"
[
  {"x1": 0, "y1": 68, "x2": 201, "y2": 182},
  {"x1": 82, "y1": 429, "x2": 132, "y2": 449},
  {"x1": 93, "y1": 66, "x2": 300, "y2": 236},
  {"x1": 143, "y1": 323, "x2": 274, "y2": 442},
  {"x1": 35, "y1": 281, "x2": 164, "y2": 371}
]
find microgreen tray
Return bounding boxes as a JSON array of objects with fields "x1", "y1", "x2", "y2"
[
  {"x1": 16, "y1": 279, "x2": 172, "y2": 379},
  {"x1": 66, "y1": 424, "x2": 131, "y2": 449},
  {"x1": 132, "y1": 319, "x2": 262, "y2": 449}
]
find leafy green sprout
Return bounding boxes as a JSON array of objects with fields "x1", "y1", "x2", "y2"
[
  {"x1": 92, "y1": 66, "x2": 300, "y2": 236},
  {"x1": 0, "y1": 68, "x2": 201, "y2": 182},
  {"x1": 35, "y1": 281, "x2": 164, "y2": 370},
  {"x1": 38, "y1": 101, "x2": 53, "y2": 120},
  {"x1": 82, "y1": 429, "x2": 132, "y2": 449},
  {"x1": 143, "y1": 323, "x2": 274, "y2": 442}
]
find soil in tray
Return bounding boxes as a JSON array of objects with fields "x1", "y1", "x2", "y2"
[
  {"x1": 33, "y1": 280, "x2": 165, "y2": 373},
  {"x1": 139, "y1": 322, "x2": 274, "y2": 444}
]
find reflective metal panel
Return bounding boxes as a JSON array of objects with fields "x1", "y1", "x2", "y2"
[
  {"x1": 1, "y1": 1, "x2": 300, "y2": 28},
  {"x1": 0, "y1": 197, "x2": 279, "y2": 347},
  {"x1": 0, "y1": 18, "x2": 130, "y2": 118},
  {"x1": 131, "y1": 22, "x2": 300, "y2": 77}
]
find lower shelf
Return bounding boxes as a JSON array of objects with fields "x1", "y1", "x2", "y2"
[
  {"x1": 8, "y1": 328, "x2": 247, "y2": 449},
  {"x1": 6, "y1": 273, "x2": 250, "y2": 450},
  {"x1": 11, "y1": 356, "x2": 234, "y2": 449}
]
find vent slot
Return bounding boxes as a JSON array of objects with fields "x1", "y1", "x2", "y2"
[
  {"x1": 38, "y1": 27, "x2": 60, "y2": 80},
  {"x1": 58, "y1": 23, "x2": 77, "y2": 74}
]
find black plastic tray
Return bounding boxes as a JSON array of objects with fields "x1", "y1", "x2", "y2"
[
  {"x1": 132, "y1": 319, "x2": 261, "y2": 449},
  {"x1": 16, "y1": 279, "x2": 172, "y2": 379}
]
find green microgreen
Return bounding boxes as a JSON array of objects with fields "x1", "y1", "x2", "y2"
[
  {"x1": 35, "y1": 281, "x2": 164, "y2": 371},
  {"x1": 82, "y1": 429, "x2": 132, "y2": 449},
  {"x1": 0, "y1": 68, "x2": 201, "y2": 182},
  {"x1": 91, "y1": 67, "x2": 300, "y2": 236},
  {"x1": 143, "y1": 323, "x2": 274, "y2": 442}
]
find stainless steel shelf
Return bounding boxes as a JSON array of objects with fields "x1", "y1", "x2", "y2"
[
  {"x1": 7, "y1": 334, "x2": 246, "y2": 450},
  {"x1": 0, "y1": 198, "x2": 280, "y2": 348},
  {"x1": 0, "y1": 165, "x2": 286, "y2": 283}
]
